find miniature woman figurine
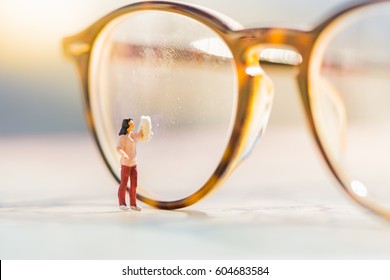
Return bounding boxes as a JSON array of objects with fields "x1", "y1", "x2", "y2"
[{"x1": 117, "y1": 116, "x2": 152, "y2": 211}]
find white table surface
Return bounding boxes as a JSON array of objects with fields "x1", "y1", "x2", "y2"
[{"x1": 1, "y1": 125, "x2": 390, "y2": 259}]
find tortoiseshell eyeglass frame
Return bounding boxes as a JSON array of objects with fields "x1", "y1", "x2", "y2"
[{"x1": 63, "y1": 0, "x2": 390, "y2": 218}]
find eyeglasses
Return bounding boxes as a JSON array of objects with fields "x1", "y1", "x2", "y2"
[{"x1": 63, "y1": 0, "x2": 390, "y2": 218}]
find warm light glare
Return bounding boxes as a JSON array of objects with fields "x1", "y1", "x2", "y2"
[
  {"x1": 0, "y1": 0, "x2": 103, "y2": 69},
  {"x1": 0, "y1": 0, "x2": 89, "y2": 38}
]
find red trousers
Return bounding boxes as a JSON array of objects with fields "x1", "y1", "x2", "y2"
[{"x1": 118, "y1": 165, "x2": 138, "y2": 206}]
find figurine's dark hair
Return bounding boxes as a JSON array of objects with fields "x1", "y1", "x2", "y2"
[{"x1": 119, "y1": 118, "x2": 133, "y2": 136}]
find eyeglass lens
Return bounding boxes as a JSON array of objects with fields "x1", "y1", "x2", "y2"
[
  {"x1": 89, "y1": 11, "x2": 237, "y2": 201},
  {"x1": 310, "y1": 3, "x2": 390, "y2": 209}
]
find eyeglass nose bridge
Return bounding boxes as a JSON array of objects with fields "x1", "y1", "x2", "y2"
[
  {"x1": 233, "y1": 28, "x2": 314, "y2": 78},
  {"x1": 233, "y1": 28, "x2": 347, "y2": 167},
  {"x1": 233, "y1": 45, "x2": 276, "y2": 162},
  {"x1": 232, "y1": 30, "x2": 310, "y2": 162}
]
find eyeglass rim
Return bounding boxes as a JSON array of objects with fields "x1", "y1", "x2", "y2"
[
  {"x1": 307, "y1": 0, "x2": 390, "y2": 219},
  {"x1": 64, "y1": 0, "x2": 262, "y2": 210}
]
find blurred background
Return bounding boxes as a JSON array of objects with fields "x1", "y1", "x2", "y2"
[
  {"x1": 5, "y1": 0, "x2": 390, "y2": 260},
  {"x1": 0, "y1": 0, "x2": 349, "y2": 135}
]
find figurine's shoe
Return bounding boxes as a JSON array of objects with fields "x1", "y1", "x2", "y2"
[
  {"x1": 130, "y1": 205, "x2": 142, "y2": 211},
  {"x1": 119, "y1": 205, "x2": 130, "y2": 211}
]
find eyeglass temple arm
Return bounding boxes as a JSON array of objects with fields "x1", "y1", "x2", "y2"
[{"x1": 259, "y1": 48, "x2": 302, "y2": 66}]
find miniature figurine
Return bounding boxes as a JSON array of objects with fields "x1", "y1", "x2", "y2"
[{"x1": 117, "y1": 116, "x2": 152, "y2": 211}]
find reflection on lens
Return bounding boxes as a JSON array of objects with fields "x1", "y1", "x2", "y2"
[
  {"x1": 351, "y1": 180, "x2": 368, "y2": 198},
  {"x1": 89, "y1": 11, "x2": 236, "y2": 201},
  {"x1": 310, "y1": 3, "x2": 390, "y2": 209}
]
